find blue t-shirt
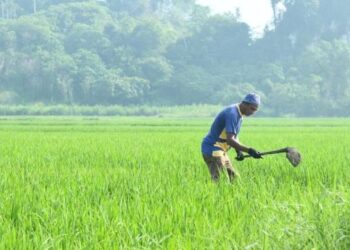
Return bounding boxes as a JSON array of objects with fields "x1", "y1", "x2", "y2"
[{"x1": 201, "y1": 104, "x2": 243, "y2": 156}]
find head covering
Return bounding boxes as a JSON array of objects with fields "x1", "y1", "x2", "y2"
[{"x1": 242, "y1": 93, "x2": 261, "y2": 106}]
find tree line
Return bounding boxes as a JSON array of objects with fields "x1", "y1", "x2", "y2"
[{"x1": 0, "y1": 0, "x2": 350, "y2": 116}]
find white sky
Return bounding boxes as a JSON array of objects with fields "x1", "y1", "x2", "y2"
[{"x1": 196, "y1": 0, "x2": 274, "y2": 36}]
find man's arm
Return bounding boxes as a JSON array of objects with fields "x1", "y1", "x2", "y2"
[
  {"x1": 226, "y1": 132, "x2": 262, "y2": 158},
  {"x1": 226, "y1": 133, "x2": 250, "y2": 152}
]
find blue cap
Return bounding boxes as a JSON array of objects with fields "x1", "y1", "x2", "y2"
[{"x1": 243, "y1": 93, "x2": 261, "y2": 106}]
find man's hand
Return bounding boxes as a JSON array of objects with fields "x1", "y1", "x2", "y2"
[
  {"x1": 248, "y1": 148, "x2": 262, "y2": 159},
  {"x1": 235, "y1": 150, "x2": 244, "y2": 161}
]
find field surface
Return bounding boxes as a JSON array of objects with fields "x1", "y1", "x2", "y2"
[{"x1": 0, "y1": 117, "x2": 349, "y2": 249}]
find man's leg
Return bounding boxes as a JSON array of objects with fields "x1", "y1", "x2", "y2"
[
  {"x1": 222, "y1": 152, "x2": 239, "y2": 183},
  {"x1": 202, "y1": 154, "x2": 224, "y2": 182}
]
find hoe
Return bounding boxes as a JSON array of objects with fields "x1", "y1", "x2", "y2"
[{"x1": 239, "y1": 147, "x2": 301, "y2": 167}]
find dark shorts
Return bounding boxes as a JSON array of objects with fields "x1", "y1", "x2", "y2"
[{"x1": 202, "y1": 152, "x2": 239, "y2": 182}]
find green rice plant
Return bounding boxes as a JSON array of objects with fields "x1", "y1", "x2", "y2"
[{"x1": 0, "y1": 117, "x2": 348, "y2": 249}]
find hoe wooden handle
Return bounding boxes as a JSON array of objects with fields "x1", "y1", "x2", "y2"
[{"x1": 243, "y1": 147, "x2": 289, "y2": 158}]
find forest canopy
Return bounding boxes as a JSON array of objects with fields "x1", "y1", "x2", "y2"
[{"x1": 1, "y1": 0, "x2": 350, "y2": 116}]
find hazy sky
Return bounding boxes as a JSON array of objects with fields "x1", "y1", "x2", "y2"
[{"x1": 196, "y1": 0, "x2": 274, "y2": 35}]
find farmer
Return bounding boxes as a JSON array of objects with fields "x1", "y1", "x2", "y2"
[{"x1": 201, "y1": 93, "x2": 262, "y2": 182}]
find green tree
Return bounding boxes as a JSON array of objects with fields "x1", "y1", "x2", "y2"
[
  {"x1": 0, "y1": 0, "x2": 19, "y2": 19},
  {"x1": 318, "y1": 0, "x2": 350, "y2": 40},
  {"x1": 167, "y1": 14, "x2": 251, "y2": 68},
  {"x1": 41, "y1": 2, "x2": 113, "y2": 33},
  {"x1": 257, "y1": 0, "x2": 321, "y2": 61},
  {"x1": 135, "y1": 56, "x2": 172, "y2": 87},
  {"x1": 36, "y1": 50, "x2": 77, "y2": 103},
  {"x1": 72, "y1": 49, "x2": 110, "y2": 104},
  {"x1": 160, "y1": 64, "x2": 218, "y2": 104},
  {"x1": 113, "y1": 76, "x2": 150, "y2": 104},
  {"x1": 3, "y1": 16, "x2": 61, "y2": 52},
  {"x1": 299, "y1": 40, "x2": 350, "y2": 102},
  {"x1": 65, "y1": 24, "x2": 111, "y2": 54}
]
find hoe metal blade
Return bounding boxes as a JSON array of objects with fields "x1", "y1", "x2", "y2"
[
  {"x1": 286, "y1": 147, "x2": 301, "y2": 167},
  {"x1": 241, "y1": 146, "x2": 301, "y2": 167}
]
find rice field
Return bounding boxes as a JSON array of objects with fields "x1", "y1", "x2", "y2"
[{"x1": 0, "y1": 117, "x2": 349, "y2": 249}]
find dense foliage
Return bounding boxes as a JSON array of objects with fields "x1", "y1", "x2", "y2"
[{"x1": 0, "y1": 0, "x2": 350, "y2": 116}]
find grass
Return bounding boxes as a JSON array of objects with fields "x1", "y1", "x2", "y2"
[
  {"x1": 0, "y1": 104, "x2": 222, "y2": 117},
  {"x1": 0, "y1": 117, "x2": 349, "y2": 249}
]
